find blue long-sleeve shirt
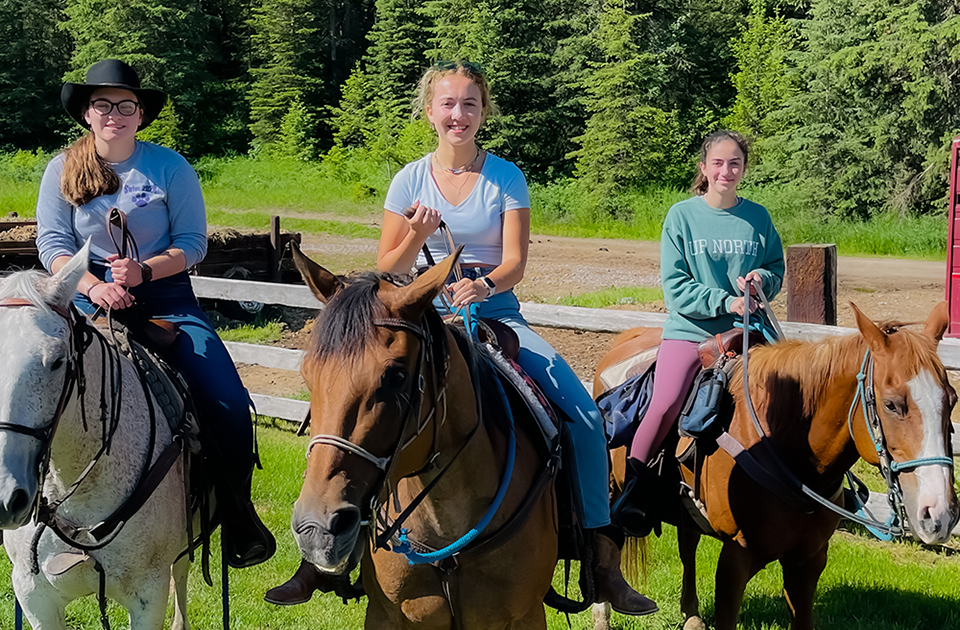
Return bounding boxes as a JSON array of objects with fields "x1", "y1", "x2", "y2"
[
  {"x1": 36, "y1": 141, "x2": 207, "y2": 271},
  {"x1": 661, "y1": 195, "x2": 784, "y2": 342}
]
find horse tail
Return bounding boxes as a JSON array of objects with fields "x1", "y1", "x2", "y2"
[{"x1": 620, "y1": 534, "x2": 648, "y2": 589}]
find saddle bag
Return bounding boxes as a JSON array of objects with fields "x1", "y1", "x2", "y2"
[
  {"x1": 678, "y1": 360, "x2": 732, "y2": 442},
  {"x1": 595, "y1": 362, "x2": 656, "y2": 448}
]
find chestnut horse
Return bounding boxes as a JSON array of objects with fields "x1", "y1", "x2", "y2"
[
  {"x1": 592, "y1": 302, "x2": 959, "y2": 630},
  {"x1": 288, "y1": 246, "x2": 558, "y2": 629}
]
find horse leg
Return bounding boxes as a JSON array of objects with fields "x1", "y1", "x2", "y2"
[
  {"x1": 678, "y1": 522, "x2": 706, "y2": 630},
  {"x1": 591, "y1": 602, "x2": 612, "y2": 630},
  {"x1": 170, "y1": 555, "x2": 191, "y2": 630},
  {"x1": 121, "y1": 569, "x2": 172, "y2": 630},
  {"x1": 15, "y1": 578, "x2": 69, "y2": 630},
  {"x1": 781, "y1": 547, "x2": 828, "y2": 630},
  {"x1": 713, "y1": 542, "x2": 761, "y2": 630}
]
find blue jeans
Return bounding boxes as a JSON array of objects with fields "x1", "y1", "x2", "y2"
[
  {"x1": 438, "y1": 279, "x2": 610, "y2": 529},
  {"x1": 74, "y1": 267, "x2": 254, "y2": 479}
]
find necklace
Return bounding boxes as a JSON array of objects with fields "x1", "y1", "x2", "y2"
[{"x1": 435, "y1": 149, "x2": 481, "y2": 175}]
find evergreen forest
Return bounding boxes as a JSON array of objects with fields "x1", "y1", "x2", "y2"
[{"x1": 3, "y1": 0, "x2": 960, "y2": 224}]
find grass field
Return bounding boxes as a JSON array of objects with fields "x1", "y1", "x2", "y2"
[{"x1": 3, "y1": 420, "x2": 959, "y2": 630}]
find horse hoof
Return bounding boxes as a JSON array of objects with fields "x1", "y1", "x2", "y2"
[{"x1": 683, "y1": 616, "x2": 707, "y2": 630}]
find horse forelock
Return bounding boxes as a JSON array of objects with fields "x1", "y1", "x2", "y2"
[
  {"x1": 0, "y1": 270, "x2": 55, "y2": 315},
  {"x1": 307, "y1": 271, "x2": 408, "y2": 362}
]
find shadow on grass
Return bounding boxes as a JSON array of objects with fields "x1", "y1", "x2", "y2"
[{"x1": 734, "y1": 585, "x2": 960, "y2": 629}]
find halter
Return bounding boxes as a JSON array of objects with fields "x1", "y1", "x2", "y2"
[
  {"x1": 845, "y1": 350, "x2": 955, "y2": 538},
  {"x1": 0, "y1": 298, "x2": 85, "y2": 524},
  {"x1": 304, "y1": 315, "x2": 456, "y2": 539}
]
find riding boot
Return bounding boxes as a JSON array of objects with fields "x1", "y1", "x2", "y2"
[
  {"x1": 611, "y1": 457, "x2": 660, "y2": 538},
  {"x1": 217, "y1": 470, "x2": 276, "y2": 569},
  {"x1": 592, "y1": 529, "x2": 658, "y2": 616},
  {"x1": 265, "y1": 559, "x2": 328, "y2": 605}
]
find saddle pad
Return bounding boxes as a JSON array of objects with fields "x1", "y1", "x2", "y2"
[
  {"x1": 599, "y1": 346, "x2": 658, "y2": 392},
  {"x1": 483, "y1": 345, "x2": 559, "y2": 447},
  {"x1": 102, "y1": 321, "x2": 193, "y2": 435}
]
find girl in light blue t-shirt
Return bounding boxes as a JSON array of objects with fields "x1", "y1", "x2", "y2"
[{"x1": 376, "y1": 61, "x2": 657, "y2": 616}]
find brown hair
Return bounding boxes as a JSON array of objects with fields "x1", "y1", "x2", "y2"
[
  {"x1": 689, "y1": 130, "x2": 750, "y2": 196},
  {"x1": 60, "y1": 131, "x2": 119, "y2": 207},
  {"x1": 412, "y1": 61, "x2": 498, "y2": 125}
]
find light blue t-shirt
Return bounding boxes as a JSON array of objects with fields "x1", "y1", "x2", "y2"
[
  {"x1": 36, "y1": 141, "x2": 208, "y2": 271},
  {"x1": 383, "y1": 152, "x2": 531, "y2": 266}
]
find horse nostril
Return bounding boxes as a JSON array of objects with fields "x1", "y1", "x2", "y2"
[
  {"x1": 329, "y1": 508, "x2": 360, "y2": 537},
  {"x1": 7, "y1": 489, "x2": 29, "y2": 516}
]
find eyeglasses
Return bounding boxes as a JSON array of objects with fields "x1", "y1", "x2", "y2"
[
  {"x1": 433, "y1": 60, "x2": 485, "y2": 75},
  {"x1": 89, "y1": 99, "x2": 141, "y2": 117}
]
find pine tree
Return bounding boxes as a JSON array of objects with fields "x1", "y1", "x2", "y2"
[
  {"x1": 0, "y1": 0, "x2": 72, "y2": 150},
  {"x1": 568, "y1": 0, "x2": 686, "y2": 193},
  {"x1": 62, "y1": 0, "x2": 215, "y2": 155},
  {"x1": 329, "y1": 0, "x2": 428, "y2": 167},
  {"x1": 725, "y1": 0, "x2": 799, "y2": 160},
  {"x1": 246, "y1": 0, "x2": 324, "y2": 154},
  {"x1": 137, "y1": 98, "x2": 185, "y2": 151},
  {"x1": 765, "y1": 0, "x2": 960, "y2": 217}
]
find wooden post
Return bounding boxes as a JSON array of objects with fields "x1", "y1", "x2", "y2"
[
  {"x1": 269, "y1": 215, "x2": 281, "y2": 283},
  {"x1": 786, "y1": 244, "x2": 837, "y2": 326}
]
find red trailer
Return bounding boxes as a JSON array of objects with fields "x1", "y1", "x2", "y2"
[{"x1": 946, "y1": 136, "x2": 960, "y2": 337}]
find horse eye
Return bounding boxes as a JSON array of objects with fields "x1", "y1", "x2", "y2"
[
  {"x1": 882, "y1": 399, "x2": 903, "y2": 416},
  {"x1": 50, "y1": 358, "x2": 64, "y2": 371},
  {"x1": 381, "y1": 367, "x2": 407, "y2": 391}
]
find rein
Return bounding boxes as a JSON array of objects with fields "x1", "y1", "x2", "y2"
[{"x1": 725, "y1": 284, "x2": 954, "y2": 538}]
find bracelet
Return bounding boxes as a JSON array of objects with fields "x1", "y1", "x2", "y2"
[{"x1": 86, "y1": 280, "x2": 105, "y2": 297}]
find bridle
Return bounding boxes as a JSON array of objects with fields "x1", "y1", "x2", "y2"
[
  {"x1": 304, "y1": 311, "x2": 471, "y2": 550},
  {"x1": 732, "y1": 284, "x2": 955, "y2": 538},
  {"x1": 0, "y1": 298, "x2": 86, "y2": 524}
]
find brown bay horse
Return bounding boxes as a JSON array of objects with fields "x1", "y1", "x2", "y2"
[
  {"x1": 288, "y1": 245, "x2": 558, "y2": 629},
  {"x1": 593, "y1": 302, "x2": 959, "y2": 630}
]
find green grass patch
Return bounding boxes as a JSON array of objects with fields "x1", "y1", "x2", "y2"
[
  {"x1": 558, "y1": 286, "x2": 663, "y2": 309},
  {"x1": 206, "y1": 207, "x2": 380, "y2": 238},
  {"x1": 2, "y1": 423, "x2": 960, "y2": 628},
  {"x1": 216, "y1": 321, "x2": 284, "y2": 344}
]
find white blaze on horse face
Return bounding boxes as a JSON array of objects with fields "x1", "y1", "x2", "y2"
[
  {"x1": 906, "y1": 368, "x2": 958, "y2": 543},
  {"x1": 0, "y1": 308, "x2": 70, "y2": 527}
]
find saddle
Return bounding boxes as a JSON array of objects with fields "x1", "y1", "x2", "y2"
[
  {"x1": 88, "y1": 314, "x2": 221, "y2": 579},
  {"x1": 597, "y1": 327, "x2": 772, "y2": 536}
]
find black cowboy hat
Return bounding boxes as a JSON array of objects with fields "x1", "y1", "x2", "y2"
[{"x1": 60, "y1": 59, "x2": 166, "y2": 131}]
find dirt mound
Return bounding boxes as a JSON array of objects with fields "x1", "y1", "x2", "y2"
[{"x1": 0, "y1": 225, "x2": 37, "y2": 241}]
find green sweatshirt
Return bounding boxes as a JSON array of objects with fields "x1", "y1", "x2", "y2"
[{"x1": 660, "y1": 195, "x2": 784, "y2": 342}]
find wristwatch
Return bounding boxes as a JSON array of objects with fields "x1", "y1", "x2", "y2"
[
  {"x1": 480, "y1": 276, "x2": 497, "y2": 297},
  {"x1": 139, "y1": 261, "x2": 154, "y2": 283}
]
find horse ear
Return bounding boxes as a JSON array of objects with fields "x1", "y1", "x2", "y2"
[
  {"x1": 851, "y1": 302, "x2": 890, "y2": 355},
  {"x1": 290, "y1": 241, "x2": 342, "y2": 304},
  {"x1": 49, "y1": 240, "x2": 91, "y2": 308},
  {"x1": 388, "y1": 245, "x2": 464, "y2": 319},
  {"x1": 923, "y1": 300, "x2": 950, "y2": 342}
]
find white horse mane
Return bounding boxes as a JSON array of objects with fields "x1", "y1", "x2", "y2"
[{"x1": 0, "y1": 269, "x2": 55, "y2": 313}]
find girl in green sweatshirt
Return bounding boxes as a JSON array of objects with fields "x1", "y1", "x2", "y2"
[{"x1": 613, "y1": 130, "x2": 785, "y2": 537}]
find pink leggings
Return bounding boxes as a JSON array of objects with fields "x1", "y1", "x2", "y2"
[{"x1": 629, "y1": 339, "x2": 702, "y2": 463}]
